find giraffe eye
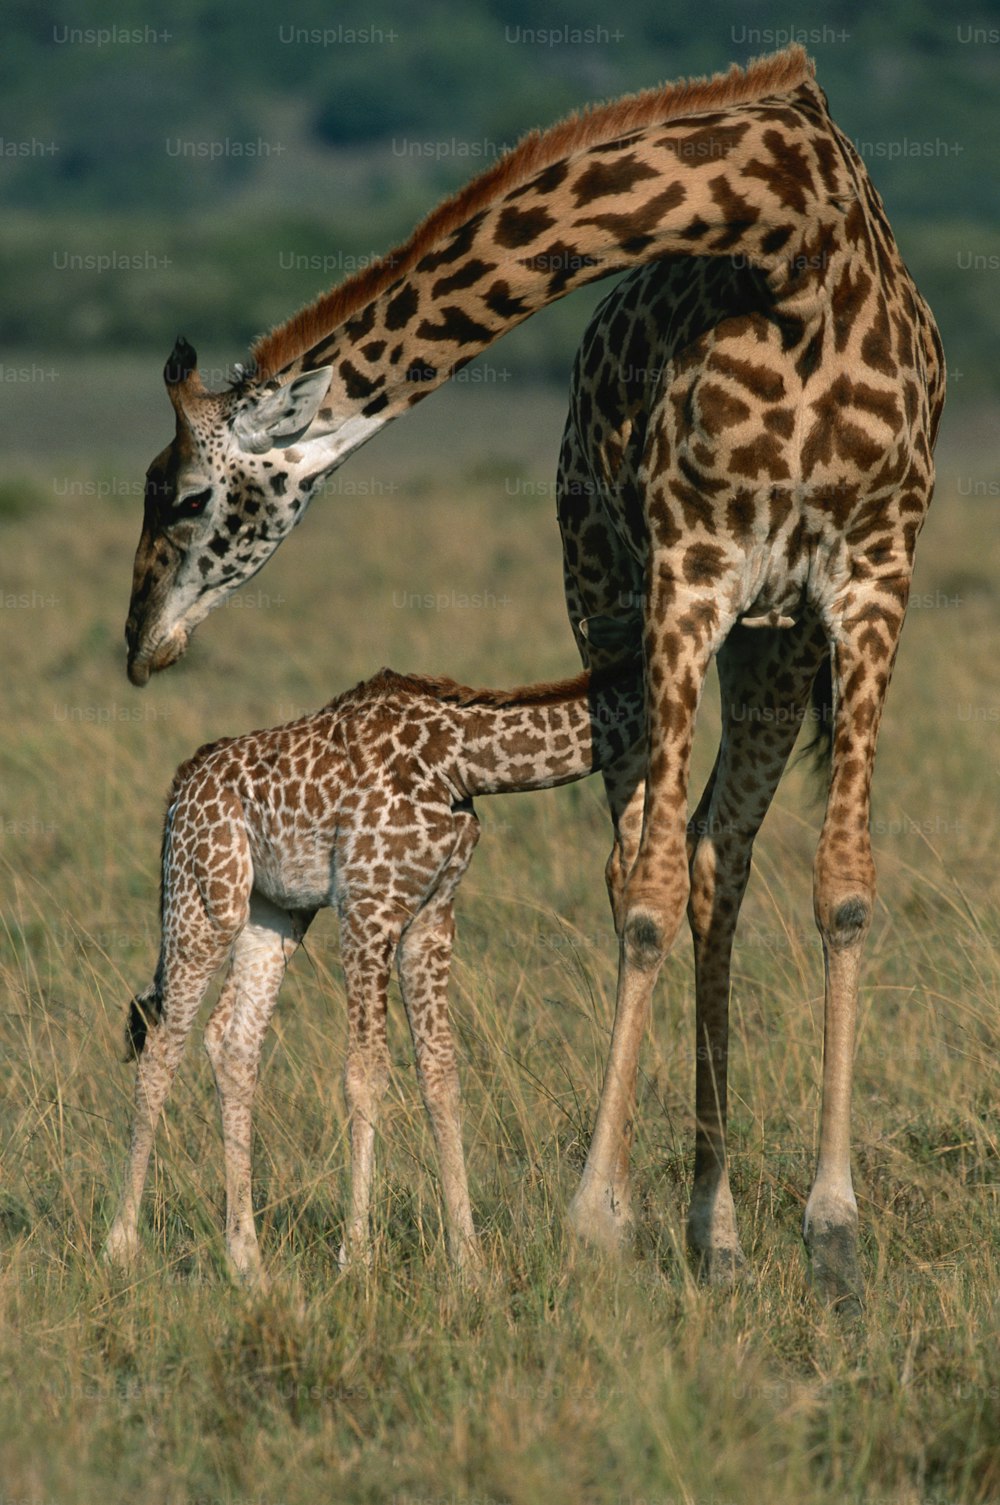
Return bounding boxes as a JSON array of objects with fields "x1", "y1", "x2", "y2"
[{"x1": 174, "y1": 488, "x2": 212, "y2": 517}]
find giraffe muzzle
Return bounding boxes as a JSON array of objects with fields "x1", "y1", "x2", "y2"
[
  {"x1": 126, "y1": 623, "x2": 189, "y2": 686},
  {"x1": 126, "y1": 655, "x2": 151, "y2": 688}
]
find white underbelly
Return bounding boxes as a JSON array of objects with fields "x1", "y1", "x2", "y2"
[{"x1": 249, "y1": 835, "x2": 336, "y2": 913}]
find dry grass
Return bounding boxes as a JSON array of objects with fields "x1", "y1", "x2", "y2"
[{"x1": 0, "y1": 376, "x2": 997, "y2": 1504}]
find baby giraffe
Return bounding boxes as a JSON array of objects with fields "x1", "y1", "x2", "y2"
[{"x1": 104, "y1": 657, "x2": 642, "y2": 1285}]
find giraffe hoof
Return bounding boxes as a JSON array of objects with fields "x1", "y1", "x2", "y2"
[
  {"x1": 567, "y1": 1179, "x2": 635, "y2": 1255},
  {"x1": 337, "y1": 1240, "x2": 373, "y2": 1273},
  {"x1": 454, "y1": 1252, "x2": 489, "y2": 1292},
  {"x1": 804, "y1": 1224, "x2": 864, "y2": 1314},
  {"x1": 231, "y1": 1260, "x2": 269, "y2": 1294},
  {"x1": 449, "y1": 1235, "x2": 486, "y2": 1283},
  {"x1": 102, "y1": 1224, "x2": 139, "y2": 1270},
  {"x1": 221, "y1": 1221, "x2": 269, "y2": 1290},
  {"x1": 691, "y1": 1244, "x2": 750, "y2": 1287}
]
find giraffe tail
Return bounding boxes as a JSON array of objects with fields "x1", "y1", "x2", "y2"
[
  {"x1": 125, "y1": 983, "x2": 163, "y2": 1061},
  {"x1": 124, "y1": 789, "x2": 175, "y2": 1060},
  {"x1": 798, "y1": 652, "x2": 834, "y2": 787}
]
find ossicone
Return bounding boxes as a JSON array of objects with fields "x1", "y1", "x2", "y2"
[{"x1": 164, "y1": 336, "x2": 198, "y2": 387}]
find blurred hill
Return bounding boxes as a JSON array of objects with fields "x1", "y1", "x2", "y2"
[{"x1": 2, "y1": 0, "x2": 997, "y2": 397}]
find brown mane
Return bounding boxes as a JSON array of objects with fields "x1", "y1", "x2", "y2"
[
  {"x1": 250, "y1": 45, "x2": 814, "y2": 380},
  {"x1": 351, "y1": 661, "x2": 641, "y2": 714}
]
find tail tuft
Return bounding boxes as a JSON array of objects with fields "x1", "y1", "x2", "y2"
[{"x1": 125, "y1": 985, "x2": 162, "y2": 1061}]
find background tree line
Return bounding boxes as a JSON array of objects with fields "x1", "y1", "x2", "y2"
[{"x1": 2, "y1": 0, "x2": 997, "y2": 396}]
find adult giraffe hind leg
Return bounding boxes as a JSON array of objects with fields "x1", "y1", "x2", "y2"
[
  {"x1": 685, "y1": 619, "x2": 827, "y2": 1284},
  {"x1": 804, "y1": 586, "x2": 909, "y2": 1312},
  {"x1": 557, "y1": 424, "x2": 651, "y2": 1250},
  {"x1": 568, "y1": 573, "x2": 731, "y2": 1254},
  {"x1": 556, "y1": 415, "x2": 648, "y2": 939}
]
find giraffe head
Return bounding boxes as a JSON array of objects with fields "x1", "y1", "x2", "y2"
[{"x1": 125, "y1": 337, "x2": 360, "y2": 686}]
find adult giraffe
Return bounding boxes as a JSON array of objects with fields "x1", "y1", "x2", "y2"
[{"x1": 124, "y1": 46, "x2": 945, "y2": 1303}]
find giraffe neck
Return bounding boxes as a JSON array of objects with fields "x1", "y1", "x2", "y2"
[
  {"x1": 251, "y1": 50, "x2": 848, "y2": 454},
  {"x1": 451, "y1": 664, "x2": 644, "y2": 797}
]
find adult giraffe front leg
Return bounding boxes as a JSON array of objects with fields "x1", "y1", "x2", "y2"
[{"x1": 569, "y1": 565, "x2": 731, "y2": 1253}]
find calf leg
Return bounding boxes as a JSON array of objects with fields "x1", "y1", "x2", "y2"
[
  {"x1": 397, "y1": 810, "x2": 481, "y2": 1270},
  {"x1": 203, "y1": 898, "x2": 310, "y2": 1287},
  {"x1": 104, "y1": 790, "x2": 251, "y2": 1269},
  {"x1": 337, "y1": 902, "x2": 400, "y2": 1267}
]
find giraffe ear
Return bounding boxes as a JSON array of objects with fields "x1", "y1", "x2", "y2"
[{"x1": 232, "y1": 368, "x2": 334, "y2": 453}]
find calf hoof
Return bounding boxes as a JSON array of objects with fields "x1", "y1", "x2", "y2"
[
  {"x1": 102, "y1": 1222, "x2": 139, "y2": 1270},
  {"x1": 227, "y1": 1236, "x2": 269, "y2": 1293},
  {"x1": 337, "y1": 1239, "x2": 373, "y2": 1273},
  {"x1": 230, "y1": 1258, "x2": 269, "y2": 1294},
  {"x1": 449, "y1": 1233, "x2": 486, "y2": 1286}
]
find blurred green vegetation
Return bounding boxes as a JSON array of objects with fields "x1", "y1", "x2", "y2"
[{"x1": 2, "y1": 0, "x2": 998, "y2": 389}]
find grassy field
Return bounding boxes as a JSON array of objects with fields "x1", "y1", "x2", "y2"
[{"x1": 0, "y1": 370, "x2": 998, "y2": 1504}]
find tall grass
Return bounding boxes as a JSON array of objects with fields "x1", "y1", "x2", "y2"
[{"x1": 0, "y1": 387, "x2": 997, "y2": 1503}]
